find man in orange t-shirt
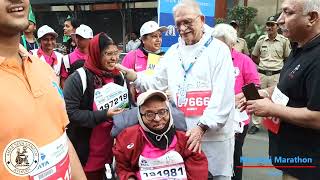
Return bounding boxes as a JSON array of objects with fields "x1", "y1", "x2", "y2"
[{"x1": 0, "y1": 0, "x2": 86, "y2": 179}]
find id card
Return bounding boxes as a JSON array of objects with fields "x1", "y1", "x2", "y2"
[{"x1": 177, "y1": 83, "x2": 187, "y2": 106}]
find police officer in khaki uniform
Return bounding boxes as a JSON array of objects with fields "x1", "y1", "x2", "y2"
[
  {"x1": 230, "y1": 20, "x2": 250, "y2": 55},
  {"x1": 248, "y1": 16, "x2": 291, "y2": 134}
]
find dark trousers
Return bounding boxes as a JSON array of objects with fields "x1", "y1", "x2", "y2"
[
  {"x1": 232, "y1": 125, "x2": 249, "y2": 180},
  {"x1": 85, "y1": 169, "x2": 105, "y2": 180},
  {"x1": 85, "y1": 164, "x2": 116, "y2": 180},
  {"x1": 208, "y1": 172, "x2": 213, "y2": 179}
]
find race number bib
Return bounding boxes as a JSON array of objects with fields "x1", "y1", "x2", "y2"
[
  {"x1": 263, "y1": 117, "x2": 280, "y2": 134},
  {"x1": 177, "y1": 91, "x2": 211, "y2": 116},
  {"x1": 94, "y1": 83, "x2": 129, "y2": 110},
  {"x1": 145, "y1": 53, "x2": 161, "y2": 76},
  {"x1": 139, "y1": 151, "x2": 187, "y2": 180},
  {"x1": 29, "y1": 132, "x2": 71, "y2": 180}
]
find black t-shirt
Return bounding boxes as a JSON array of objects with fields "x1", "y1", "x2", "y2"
[{"x1": 269, "y1": 36, "x2": 320, "y2": 179}]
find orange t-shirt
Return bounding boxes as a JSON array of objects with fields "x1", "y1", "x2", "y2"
[{"x1": 0, "y1": 45, "x2": 69, "y2": 179}]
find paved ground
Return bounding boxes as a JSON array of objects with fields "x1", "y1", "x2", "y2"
[{"x1": 242, "y1": 127, "x2": 282, "y2": 180}]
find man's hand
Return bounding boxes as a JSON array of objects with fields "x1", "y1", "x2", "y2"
[
  {"x1": 236, "y1": 87, "x2": 272, "y2": 112},
  {"x1": 246, "y1": 98, "x2": 274, "y2": 117},
  {"x1": 115, "y1": 64, "x2": 137, "y2": 82},
  {"x1": 186, "y1": 126, "x2": 205, "y2": 153},
  {"x1": 68, "y1": 138, "x2": 87, "y2": 180},
  {"x1": 107, "y1": 108, "x2": 124, "y2": 118}
]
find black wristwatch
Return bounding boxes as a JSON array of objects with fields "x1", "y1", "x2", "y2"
[{"x1": 197, "y1": 122, "x2": 209, "y2": 132}]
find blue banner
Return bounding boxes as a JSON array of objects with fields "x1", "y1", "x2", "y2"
[{"x1": 158, "y1": 0, "x2": 216, "y2": 51}]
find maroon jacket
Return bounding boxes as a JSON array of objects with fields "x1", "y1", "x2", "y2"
[{"x1": 113, "y1": 125, "x2": 208, "y2": 180}]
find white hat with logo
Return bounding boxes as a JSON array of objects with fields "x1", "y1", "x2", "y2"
[
  {"x1": 140, "y1": 21, "x2": 168, "y2": 38},
  {"x1": 137, "y1": 89, "x2": 168, "y2": 107},
  {"x1": 72, "y1": 24, "x2": 93, "y2": 39},
  {"x1": 37, "y1": 25, "x2": 58, "y2": 39}
]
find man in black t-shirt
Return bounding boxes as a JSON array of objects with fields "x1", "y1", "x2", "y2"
[{"x1": 238, "y1": 0, "x2": 320, "y2": 179}]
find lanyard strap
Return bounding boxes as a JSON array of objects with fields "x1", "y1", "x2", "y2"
[
  {"x1": 21, "y1": 35, "x2": 39, "y2": 50},
  {"x1": 178, "y1": 34, "x2": 214, "y2": 79},
  {"x1": 21, "y1": 35, "x2": 27, "y2": 49}
]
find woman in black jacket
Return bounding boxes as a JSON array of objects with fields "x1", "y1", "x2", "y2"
[{"x1": 63, "y1": 33, "x2": 130, "y2": 180}]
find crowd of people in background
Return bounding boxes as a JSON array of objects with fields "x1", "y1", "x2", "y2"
[{"x1": 1, "y1": 0, "x2": 319, "y2": 179}]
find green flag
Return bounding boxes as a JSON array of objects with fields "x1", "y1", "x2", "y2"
[
  {"x1": 63, "y1": 35, "x2": 71, "y2": 43},
  {"x1": 66, "y1": 15, "x2": 72, "y2": 21},
  {"x1": 28, "y1": 5, "x2": 36, "y2": 24}
]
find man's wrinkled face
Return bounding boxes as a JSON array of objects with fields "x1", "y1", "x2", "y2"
[
  {"x1": 277, "y1": 0, "x2": 310, "y2": 42},
  {"x1": 174, "y1": 7, "x2": 204, "y2": 45},
  {"x1": 140, "y1": 98, "x2": 169, "y2": 131},
  {"x1": 0, "y1": 0, "x2": 29, "y2": 35}
]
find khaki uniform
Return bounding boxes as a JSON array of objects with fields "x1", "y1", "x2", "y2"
[
  {"x1": 233, "y1": 37, "x2": 249, "y2": 55},
  {"x1": 252, "y1": 34, "x2": 291, "y2": 71},
  {"x1": 251, "y1": 34, "x2": 291, "y2": 127}
]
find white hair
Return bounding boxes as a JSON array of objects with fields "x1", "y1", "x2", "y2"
[
  {"x1": 172, "y1": 0, "x2": 203, "y2": 17},
  {"x1": 302, "y1": 0, "x2": 320, "y2": 14},
  {"x1": 212, "y1": 23, "x2": 238, "y2": 47}
]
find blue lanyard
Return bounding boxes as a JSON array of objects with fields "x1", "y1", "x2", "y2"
[{"x1": 178, "y1": 35, "x2": 214, "y2": 80}]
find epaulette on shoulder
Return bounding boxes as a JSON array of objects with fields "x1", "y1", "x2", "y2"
[
  {"x1": 238, "y1": 37, "x2": 246, "y2": 42},
  {"x1": 257, "y1": 35, "x2": 267, "y2": 41},
  {"x1": 279, "y1": 34, "x2": 289, "y2": 40}
]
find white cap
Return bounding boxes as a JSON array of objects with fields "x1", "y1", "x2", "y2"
[
  {"x1": 72, "y1": 24, "x2": 93, "y2": 39},
  {"x1": 140, "y1": 21, "x2": 168, "y2": 38},
  {"x1": 37, "y1": 25, "x2": 58, "y2": 39},
  {"x1": 137, "y1": 89, "x2": 173, "y2": 138},
  {"x1": 137, "y1": 90, "x2": 167, "y2": 107}
]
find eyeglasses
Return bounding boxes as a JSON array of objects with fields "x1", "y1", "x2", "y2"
[
  {"x1": 175, "y1": 15, "x2": 200, "y2": 30},
  {"x1": 104, "y1": 51, "x2": 119, "y2": 57},
  {"x1": 140, "y1": 109, "x2": 169, "y2": 121}
]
